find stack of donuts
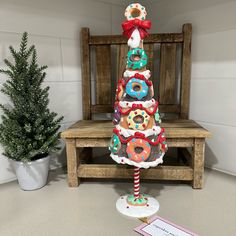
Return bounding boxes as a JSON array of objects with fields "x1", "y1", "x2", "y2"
[{"x1": 109, "y1": 3, "x2": 167, "y2": 169}]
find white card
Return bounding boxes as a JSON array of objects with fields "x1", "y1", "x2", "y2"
[{"x1": 135, "y1": 215, "x2": 199, "y2": 236}]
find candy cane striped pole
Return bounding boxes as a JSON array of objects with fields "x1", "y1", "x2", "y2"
[{"x1": 134, "y1": 167, "x2": 140, "y2": 200}]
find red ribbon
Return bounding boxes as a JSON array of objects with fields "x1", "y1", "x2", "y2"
[
  {"x1": 117, "y1": 101, "x2": 159, "y2": 116},
  {"x1": 113, "y1": 127, "x2": 166, "y2": 146},
  {"x1": 122, "y1": 19, "x2": 151, "y2": 39},
  {"x1": 123, "y1": 73, "x2": 153, "y2": 87},
  {"x1": 134, "y1": 132, "x2": 145, "y2": 139}
]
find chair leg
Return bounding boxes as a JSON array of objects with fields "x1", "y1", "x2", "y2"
[
  {"x1": 192, "y1": 138, "x2": 205, "y2": 189},
  {"x1": 66, "y1": 139, "x2": 79, "y2": 187}
]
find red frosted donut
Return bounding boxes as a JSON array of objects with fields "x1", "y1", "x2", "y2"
[{"x1": 126, "y1": 138, "x2": 151, "y2": 163}]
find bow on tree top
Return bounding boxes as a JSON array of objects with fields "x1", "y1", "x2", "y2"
[{"x1": 122, "y1": 19, "x2": 152, "y2": 39}]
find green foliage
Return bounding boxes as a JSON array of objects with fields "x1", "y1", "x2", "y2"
[{"x1": 0, "y1": 32, "x2": 63, "y2": 162}]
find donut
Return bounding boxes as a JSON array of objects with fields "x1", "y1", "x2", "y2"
[
  {"x1": 115, "y1": 81, "x2": 124, "y2": 101},
  {"x1": 108, "y1": 134, "x2": 121, "y2": 154},
  {"x1": 113, "y1": 105, "x2": 121, "y2": 125},
  {"x1": 125, "y1": 78, "x2": 148, "y2": 100},
  {"x1": 127, "y1": 109, "x2": 150, "y2": 130},
  {"x1": 126, "y1": 138, "x2": 151, "y2": 163},
  {"x1": 123, "y1": 69, "x2": 151, "y2": 79},
  {"x1": 127, "y1": 48, "x2": 147, "y2": 70},
  {"x1": 124, "y1": 3, "x2": 147, "y2": 21},
  {"x1": 154, "y1": 109, "x2": 161, "y2": 123}
]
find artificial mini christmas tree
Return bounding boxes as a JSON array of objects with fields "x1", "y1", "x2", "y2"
[
  {"x1": 0, "y1": 32, "x2": 63, "y2": 190},
  {"x1": 0, "y1": 32, "x2": 63, "y2": 161},
  {"x1": 0, "y1": 32, "x2": 63, "y2": 162}
]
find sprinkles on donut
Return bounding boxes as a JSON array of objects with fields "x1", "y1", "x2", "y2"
[{"x1": 124, "y1": 3, "x2": 147, "y2": 21}]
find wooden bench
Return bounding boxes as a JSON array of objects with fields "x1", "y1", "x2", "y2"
[{"x1": 61, "y1": 24, "x2": 211, "y2": 189}]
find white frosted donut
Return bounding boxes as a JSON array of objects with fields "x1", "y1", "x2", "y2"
[
  {"x1": 123, "y1": 69, "x2": 151, "y2": 79},
  {"x1": 124, "y1": 3, "x2": 147, "y2": 21}
]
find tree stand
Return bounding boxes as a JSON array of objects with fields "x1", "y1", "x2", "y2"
[{"x1": 116, "y1": 167, "x2": 160, "y2": 218}]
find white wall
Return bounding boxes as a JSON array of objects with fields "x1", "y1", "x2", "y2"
[
  {"x1": 149, "y1": 0, "x2": 236, "y2": 175},
  {"x1": 0, "y1": 0, "x2": 132, "y2": 184}
]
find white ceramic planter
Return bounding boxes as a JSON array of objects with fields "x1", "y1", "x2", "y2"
[{"x1": 10, "y1": 155, "x2": 50, "y2": 190}]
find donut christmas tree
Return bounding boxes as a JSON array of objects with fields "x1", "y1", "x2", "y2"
[{"x1": 109, "y1": 3, "x2": 168, "y2": 218}]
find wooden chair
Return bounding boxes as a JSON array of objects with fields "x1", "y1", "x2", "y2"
[{"x1": 61, "y1": 24, "x2": 211, "y2": 189}]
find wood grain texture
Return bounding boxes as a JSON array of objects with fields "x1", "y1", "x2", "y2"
[
  {"x1": 159, "y1": 43, "x2": 177, "y2": 104},
  {"x1": 143, "y1": 43, "x2": 154, "y2": 75},
  {"x1": 180, "y1": 24, "x2": 192, "y2": 119},
  {"x1": 66, "y1": 139, "x2": 79, "y2": 187},
  {"x1": 89, "y1": 33, "x2": 184, "y2": 45},
  {"x1": 168, "y1": 139, "x2": 194, "y2": 147},
  {"x1": 192, "y1": 138, "x2": 205, "y2": 189},
  {"x1": 75, "y1": 138, "x2": 193, "y2": 148},
  {"x1": 95, "y1": 45, "x2": 112, "y2": 104},
  {"x1": 117, "y1": 44, "x2": 128, "y2": 79},
  {"x1": 61, "y1": 120, "x2": 211, "y2": 139},
  {"x1": 91, "y1": 104, "x2": 180, "y2": 114},
  {"x1": 81, "y1": 28, "x2": 91, "y2": 120},
  {"x1": 77, "y1": 164, "x2": 193, "y2": 180},
  {"x1": 76, "y1": 138, "x2": 109, "y2": 147}
]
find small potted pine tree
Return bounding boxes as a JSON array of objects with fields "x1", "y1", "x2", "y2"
[{"x1": 0, "y1": 32, "x2": 63, "y2": 190}]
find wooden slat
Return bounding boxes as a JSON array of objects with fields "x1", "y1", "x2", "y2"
[
  {"x1": 81, "y1": 28, "x2": 91, "y2": 119},
  {"x1": 95, "y1": 45, "x2": 112, "y2": 104},
  {"x1": 78, "y1": 164, "x2": 193, "y2": 180},
  {"x1": 159, "y1": 43, "x2": 177, "y2": 104},
  {"x1": 167, "y1": 139, "x2": 194, "y2": 147},
  {"x1": 143, "y1": 43, "x2": 154, "y2": 74},
  {"x1": 91, "y1": 105, "x2": 114, "y2": 113},
  {"x1": 76, "y1": 138, "x2": 109, "y2": 147},
  {"x1": 165, "y1": 129, "x2": 210, "y2": 138},
  {"x1": 161, "y1": 121, "x2": 200, "y2": 128},
  {"x1": 158, "y1": 104, "x2": 180, "y2": 113},
  {"x1": 75, "y1": 138, "x2": 194, "y2": 148},
  {"x1": 61, "y1": 120, "x2": 211, "y2": 139},
  {"x1": 117, "y1": 44, "x2": 128, "y2": 79},
  {"x1": 89, "y1": 33, "x2": 184, "y2": 45},
  {"x1": 91, "y1": 104, "x2": 180, "y2": 114},
  {"x1": 180, "y1": 24, "x2": 192, "y2": 119}
]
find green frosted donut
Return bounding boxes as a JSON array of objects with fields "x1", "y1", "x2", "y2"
[
  {"x1": 154, "y1": 109, "x2": 161, "y2": 123},
  {"x1": 127, "y1": 48, "x2": 148, "y2": 70},
  {"x1": 109, "y1": 134, "x2": 121, "y2": 154}
]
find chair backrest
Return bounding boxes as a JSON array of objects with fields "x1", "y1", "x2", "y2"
[{"x1": 81, "y1": 24, "x2": 192, "y2": 120}]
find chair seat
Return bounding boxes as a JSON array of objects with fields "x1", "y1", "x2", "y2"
[{"x1": 61, "y1": 119, "x2": 211, "y2": 139}]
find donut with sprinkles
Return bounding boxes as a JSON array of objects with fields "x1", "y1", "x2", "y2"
[
  {"x1": 127, "y1": 48, "x2": 147, "y2": 70},
  {"x1": 124, "y1": 3, "x2": 147, "y2": 21},
  {"x1": 126, "y1": 138, "x2": 151, "y2": 163},
  {"x1": 127, "y1": 109, "x2": 150, "y2": 131}
]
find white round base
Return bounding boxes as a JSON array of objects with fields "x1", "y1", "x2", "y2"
[{"x1": 116, "y1": 195, "x2": 159, "y2": 218}]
